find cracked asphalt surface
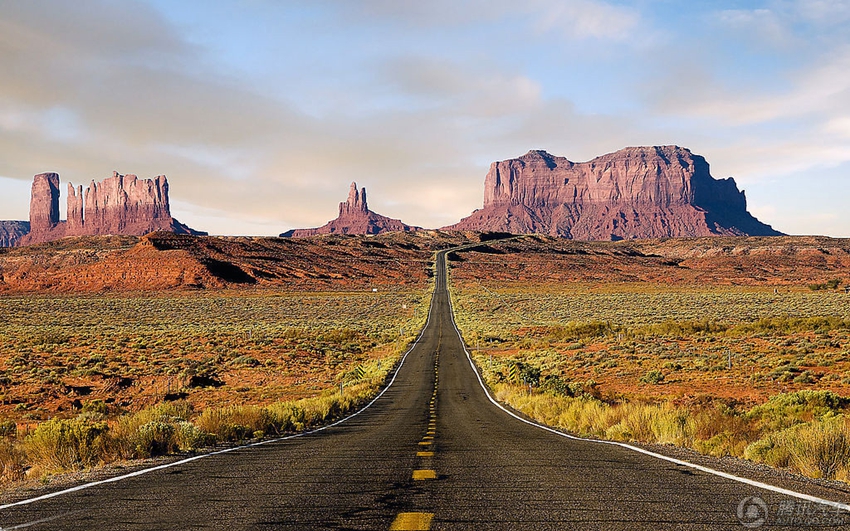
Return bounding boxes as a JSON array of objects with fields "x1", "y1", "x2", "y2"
[{"x1": 1, "y1": 250, "x2": 849, "y2": 530}]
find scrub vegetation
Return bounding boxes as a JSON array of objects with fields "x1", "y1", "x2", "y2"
[
  {"x1": 0, "y1": 289, "x2": 429, "y2": 485},
  {"x1": 450, "y1": 276, "x2": 850, "y2": 482}
]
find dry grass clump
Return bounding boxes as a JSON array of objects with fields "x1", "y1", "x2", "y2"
[
  {"x1": 495, "y1": 380, "x2": 850, "y2": 481},
  {"x1": 23, "y1": 416, "x2": 110, "y2": 475},
  {"x1": 745, "y1": 416, "x2": 850, "y2": 480},
  {"x1": 0, "y1": 437, "x2": 26, "y2": 483}
]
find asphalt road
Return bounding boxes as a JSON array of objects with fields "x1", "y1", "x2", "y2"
[{"x1": 1, "y1": 250, "x2": 849, "y2": 530}]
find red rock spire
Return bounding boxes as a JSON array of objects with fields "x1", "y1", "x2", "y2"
[
  {"x1": 340, "y1": 182, "x2": 369, "y2": 217},
  {"x1": 283, "y1": 181, "x2": 418, "y2": 237}
]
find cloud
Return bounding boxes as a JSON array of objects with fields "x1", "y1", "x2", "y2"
[
  {"x1": 646, "y1": 44, "x2": 850, "y2": 145},
  {"x1": 379, "y1": 57, "x2": 542, "y2": 116},
  {"x1": 533, "y1": 0, "x2": 640, "y2": 40},
  {"x1": 325, "y1": 0, "x2": 639, "y2": 40},
  {"x1": 716, "y1": 8, "x2": 795, "y2": 48},
  {"x1": 793, "y1": 0, "x2": 850, "y2": 24}
]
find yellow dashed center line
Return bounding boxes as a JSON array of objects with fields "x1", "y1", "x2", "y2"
[
  {"x1": 412, "y1": 469, "x2": 436, "y2": 480},
  {"x1": 392, "y1": 355, "x2": 441, "y2": 529},
  {"x1": 390, "y1": 512, "x2": 433, "y2": 530}
]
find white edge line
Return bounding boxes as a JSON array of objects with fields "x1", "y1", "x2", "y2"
[
  {"x1": 441, "y1": 251, "x2": 850, "y2": 513},
  {"x1": 0, "y1": 283, "x2": 439, "y2": 512}
]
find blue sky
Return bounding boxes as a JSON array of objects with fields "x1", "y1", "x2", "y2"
[{"x1": 1, "y1": 0, "x2": 848, "y2": 236}]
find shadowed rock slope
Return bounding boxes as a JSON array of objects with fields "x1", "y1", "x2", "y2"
[
  {"x1": 0, "y1": 232, "x2": 472, "y2": 292},
  {"x1": 0, "y1": 221, "x2": 30, "y2": 247}
]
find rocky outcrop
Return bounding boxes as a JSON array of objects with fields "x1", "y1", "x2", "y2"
[
  {"x1": 445, "y1": 146, "x2": 782, "y2": 240},
  {"x1": 0, "y1": 221, "x2": 30, "y2": 247},
  {"x1": 281, "y1": 182, "x2": 420, "y2": 237},
  {"x1": 18, "y1": 172, "x2": 205, "y2": 246},
  {"x1": 29, "y1": 173, "x2": 60, "y2": 234},
  {"x1": 80, "y1": 173, "x2": 174, "y2": 235}
]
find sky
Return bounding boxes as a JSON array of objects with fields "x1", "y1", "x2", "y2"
[{"x1": 0, "y1": 0, "x2": 848, "y2": 237}]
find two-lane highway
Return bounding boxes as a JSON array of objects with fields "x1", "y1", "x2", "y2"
[{"x1": 1, "y1": 250, "x2": 848, "y2": 529}]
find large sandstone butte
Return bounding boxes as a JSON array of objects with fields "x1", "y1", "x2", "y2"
[
  {"x1": 281, "y1": 182, "x2": 420, "y2": 237},
  {"x1": 18, "y1": 171, "x2": 205, "y2": 246},
  {"x1": 445, "y1": 146, "x2": 783, "y2": 240}
]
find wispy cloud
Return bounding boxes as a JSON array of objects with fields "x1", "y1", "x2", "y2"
[{"x1": 533, "y1": 0, "x2": 639, "y2": 40}]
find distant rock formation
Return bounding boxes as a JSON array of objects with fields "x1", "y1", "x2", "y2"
[
  {"x1": 28, "y1": 173, "x2": 61, "y2": 235},
  {"x1": 18, "y1": 172, "x2": 205, "y2": 246},
  {"x1": 281, "y1": 182, "x2": 420, "y2": 237},
  {"x1": 0, "y1": 221, "x2": 30, "y2": 247},
  {"x1": 445, "y1": 146, "x2": 782, "y2": 240}
]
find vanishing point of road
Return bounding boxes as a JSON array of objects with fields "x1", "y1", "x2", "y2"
[{"x1": 1, "y1": 249, "x2": 849, "y2": 530}]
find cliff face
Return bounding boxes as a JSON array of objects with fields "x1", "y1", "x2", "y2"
[
  {"x1": 282, "y1": 182, "x2": 420, "y2": 237},
  {"x1": 446, "y1": 146, "x2": 782, "y2": 240},
  {"x1": 79, "y1": 173, "x2": 172, "y2": 235},
  {"x1": 18, "y1": 172, "x2": 205, "y2": 246},
  {"x1": 0, "y1": 221, "x2": 30, "y2": 247},
  {"x1": 28, "y1": 173, "x2": 60, "y2": 234}
]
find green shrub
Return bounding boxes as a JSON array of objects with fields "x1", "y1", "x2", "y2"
[
  {"x1": 745, "y1": 431, "x2": 793, "y2": 469},
  {"x1": 693, "y1": 431, "x2": 746, "y2": 457},
  {"x1": 748, "y1": 417, "x2": 850, "y2": 479},
  {"x1": 175, "y1": 421, "x2": 208, "y2": 452},
  {"x1": 640, "y1": 370, "x2": 664, "y2": 385},
  {"x1": 266, "y1": 403, "x2": 305, "y2": 433},
  {"x1": 108, "y1": 401, "x2": 195, "y2": 459},
  {"x1": 808, "y1": 279, "x2": 842, "y2": 291},
  {"x1": 548, "y1": 321, "x2": 616, "y2": 340},
  {"x1": 135, "y1": 421, "x2": 177, "y2": 457},
  {"x1": 0, "y1": 420, "x2": 17, "y2": 437},
  {"x1": 83, "y1": 399, "x2": 109, "y2": 416},
  {"x1": 747, "y1": 390, "x2": 848, "y2": 431},
  {"x1": 24, "y1": 417, "x2": 109, "y2": 472}
]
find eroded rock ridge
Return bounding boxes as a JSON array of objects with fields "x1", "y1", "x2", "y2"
[{"x1": 19, "y1": 172, "x2": 204, "y2": 245}]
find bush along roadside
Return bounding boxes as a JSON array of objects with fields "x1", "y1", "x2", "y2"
[
  {"x1": 478, "y1": 358, "x2": 850, "y2": 483},
  {"x1": 0, "y1": 358, "x2": 394, "y2": 486}
]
